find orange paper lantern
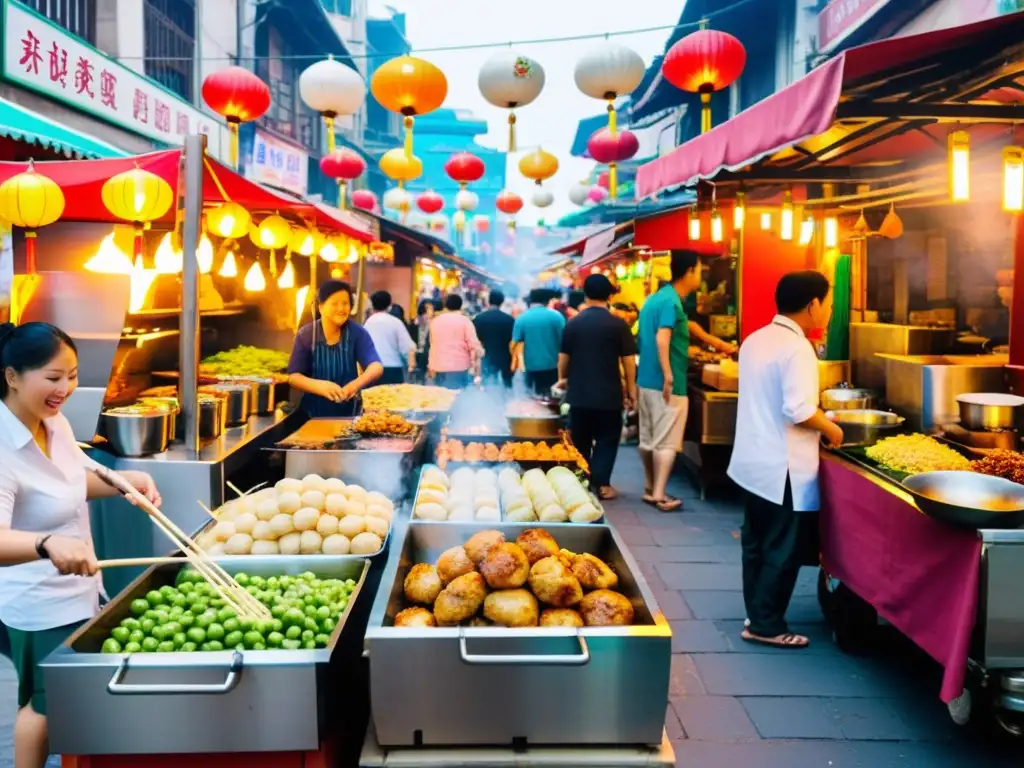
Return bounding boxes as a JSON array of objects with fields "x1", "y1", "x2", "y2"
[{"x1": 370, "y1": 56, "x2": 447, "y2": 159}]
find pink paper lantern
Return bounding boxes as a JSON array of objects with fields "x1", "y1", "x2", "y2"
[
  {"x1": 351, "y1": 189, "x2": 377, "y2": 211},
  {"x1": 587, "y1": 186, "x2": 608, "y2": 203},
  {"x1": 587, "y1": 128, "x2": 639, "y2": 163}
]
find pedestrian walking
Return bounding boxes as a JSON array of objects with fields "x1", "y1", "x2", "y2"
[
  {"x1": 364, "y1": 290, "x2": 417, "y2": 385},
  {"x1": 512, "y1": 289, "x2": 565, "y2": 396},
  {"x1": 728, "y1": 270, "x2": 843, "y2": 650},
  {"x1": 635, "y1": 250, "x2": 703, "y2": 512},
  {"x1": 557, "y1": 274, "x2": 637, "y2": 500},
  {"x1": 428, "y1": 294, "x2": 483, "y2": 389},
  {"x1": 473, "y1": 289, "x2": 515, "y2": 388}
]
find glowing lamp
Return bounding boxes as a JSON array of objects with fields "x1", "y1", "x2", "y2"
[
  {"x1": 663, "y1": 24, "x2": 746, "y2": 133},
  {"x1": 320, "y1": 238, "x2": 340, "y2": 263},
  {"x1": 83, "y1": 233, "x2": 133, "y2": 274},
  {"x1": 154, "y1": 232, "x2": 182, "y2": 274},
  {"x1": 206, "y1": 202, "x2": 250, "y2": 240},
  {"x1": 688, "y1": 209, "x2": 701, "y2": 240},
  {"x1": 733, "y1": 192, "x2": 745, "y2": 230},
  {"x1": 780, "y1": 191, "x2": 794, "y2": 241},
  {"x1": 201, "y1": 66, "x2": 271, "y2": 169},
  {"x1": 254, "y1": 214, "x2": 291, "y2": 250},
  {"x1": 218, "y1": 249, "x2": 238, "y2": 278},
  {"x1": 1003, "y1": 146, "x2": 1023, "y2": 213},
  {"x1": 824, "y1": 217, "x2": 838, "y2": 249},
  {"x1": 295, "y1": 285, "x2": 310, "y2": 331},
  {"x1": 277, "y1": 259, "x2": 296, "y2": 289},
  {"x1": 948, "y1": 130, "x2": 970, "y2": 202},
  {"x1": 244, "y1": 261, "x2": 266, "y2": 292},
  {"x1": 290, "y1": 228, "x2": 322, "y2": 257},
  {"x1": 615, "y1": 264, "x2": 627, "y2": 279},
  {"x1": 799, "y1": 217, "x2": 814, "y2": 246},
  {"x1": 100, "y1": 165, "x2": 174, "y2": 259},
  {"x1": 0, "y1": 160, "x2": 65, "y2": 274},
  {"x1": 197, "y1": 234, "x2": 214, "y2": 274},
  {"x1": 710, "y1": 208, "x2": 723, "y2": 243},
  {"x1": 760, "y1": 211, "x2": 771, "y2": 230}
]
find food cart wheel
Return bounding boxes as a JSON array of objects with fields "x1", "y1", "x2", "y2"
[
  {"x1": 816, "y1": 568, "x2": 877, "y2": 655},
  {"x1": 946, "y1": 689, "x2": 972, "y2": 726},
  {"x1": 993, "y1": 670, "x2": 1024, "y2": 738}
]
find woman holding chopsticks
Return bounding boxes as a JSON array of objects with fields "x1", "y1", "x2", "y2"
[{"x1": 0, "y1": 321, "x2": 161, "y2": 768}]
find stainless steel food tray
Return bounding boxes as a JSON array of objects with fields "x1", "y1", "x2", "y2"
[
  {"x1": 365, "y1": 522, "x2": 671, "y2": 747},
  {"x1": 42, "y1": 556, "x2": 370, "y2": 755}
]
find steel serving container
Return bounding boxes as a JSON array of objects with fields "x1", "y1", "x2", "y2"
[
  {"x1": 820, "y1": 387, "x2": 875, "y2": 411},
  {"x1": 827, "y1": 408, "x2": 905, "y2": 447},
  {"x1": 364, "y1": 522, "x2": 671, "y2": 747},
  {"x1": 956, "y1": 392, "x2": 1024, "y2": 431},
  {"x1": 42, "y1": 556, "x2": 370, "y2": 756},
  {"x1": 100, "y1": 406, "x2": 171, "y2": 457},
  {"x1": 207, "y1": 382, "x2": 252, "y2": 426}
]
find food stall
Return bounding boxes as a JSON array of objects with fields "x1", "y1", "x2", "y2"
[{"x1": 635, "y1": 11, "x2": 1024, "y2": 732}]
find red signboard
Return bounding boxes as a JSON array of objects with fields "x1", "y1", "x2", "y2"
[{"x1": 817, "y1": 0, "x2": 892, "y2": 52}]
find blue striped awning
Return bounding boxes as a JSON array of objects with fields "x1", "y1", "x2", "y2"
[{"x1": 0, "y1": 97, "x2": 126, "y2": 158}]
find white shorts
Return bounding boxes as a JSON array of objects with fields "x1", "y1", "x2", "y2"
[{"x1": 638, "y1": 389, "x2": 688, "y2": 453}]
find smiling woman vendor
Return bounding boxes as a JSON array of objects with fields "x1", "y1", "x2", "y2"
[{"x1": 288, "y1": 279, "x2": 384, "y2": 417}]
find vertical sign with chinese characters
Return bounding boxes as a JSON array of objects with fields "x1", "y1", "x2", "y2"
[
  {"x1": 246, "y1": 130, "x2": 309, "y2": 196},
  {"x1": 2, "y1": 0, "x2": 229, "y2": 160}
]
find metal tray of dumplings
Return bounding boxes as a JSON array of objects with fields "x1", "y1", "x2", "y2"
[{"x1": 364, "y1": 522, "x2": 671, "y2": 747}]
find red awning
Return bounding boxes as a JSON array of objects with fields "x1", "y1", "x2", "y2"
[
  {"x1": 637, "y1": 12, "x2": 1024, "y2": 198},
  {"x1": 0, "y1": 149, "x2": 374, "y2": 242}
]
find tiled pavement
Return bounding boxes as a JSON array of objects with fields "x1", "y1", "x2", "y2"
[
  {"x1": 602, "y1": 450, "x2": 1021, "y2": 767},
  {"x1": 0, "y1": 450, "x2": 1020, "y2": 766}
]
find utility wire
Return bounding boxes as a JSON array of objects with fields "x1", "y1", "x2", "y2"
[{"x1": 117, "y1": 0, "x2": 757, "y2": 63}]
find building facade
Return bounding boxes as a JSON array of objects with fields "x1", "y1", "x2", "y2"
[{"x1": 363, "y1": 8, "x2": 411, "y2": 201}]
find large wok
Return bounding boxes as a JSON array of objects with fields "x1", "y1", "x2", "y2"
[{"x1": 902, "y1": 471, "x2": 1024, "y2": 530}]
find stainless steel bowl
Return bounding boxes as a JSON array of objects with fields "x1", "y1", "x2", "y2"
[
  {"x1": 100, "y1": 406, "x2": 170, "y2": 457},
  {"x1": 826, "y1": 409, "x2": 904, "y2": 447},
  {"x1": 821, "y1": 387, "x2": 875, "y2": 411},
  {"x1": 136, "y1": 397, "x2": 179, "y2": 443},
  {"x1": 956, "y1": 393, "x2": 1024, "y2": 431},
  {"x1": 903, "y1": 471, "x2": 1024, "y2": 529},
  {"x1": 506, "y1": 414, "x2": 563, "y2": 439},
  {"x1": 206, "y1": 383, "x2": 251, "y2": 426}
]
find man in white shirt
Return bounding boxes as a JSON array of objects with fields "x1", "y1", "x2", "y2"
[
  {"x1": 728, "y1": 271, "x2": 843, "y2": 650},
  {"x1": 364, "y1": 290, "x2": 416, "y2": 385}
]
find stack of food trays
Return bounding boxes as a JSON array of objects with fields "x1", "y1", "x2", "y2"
[{"x1": 412, "y1": 464, "x2": 604, "y2": 524}]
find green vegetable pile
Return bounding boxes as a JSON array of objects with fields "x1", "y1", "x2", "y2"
[
  {"x1": 99, "y1": 569, "x2": 356, "y2": 654},
  {"x1": 200, "y1": 346, "x2": 290, "y2": 379}
]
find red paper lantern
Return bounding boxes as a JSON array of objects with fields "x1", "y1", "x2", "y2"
[
  {"x1": 351, "y1": 189, "x2": 378, "y2": 211},
  {"x1": 201, "y1": 66, "x2": 271, "y2": 169},
  {"x1": 444, "y1": 152, "x2": 486, "y2": 186},
  {"x1": 474, "y1": 215, "x2": 490, "y2": 233},
  {"x1": 663, "y1": 27, "x2": 746, "y2": 133},
  {"x1": 587, "y1": 128, "x2": 639, "y2": 164},
  {"x1": 417, "y1": 190, "x2": 444, "y2": 214},
  {"x1": 496, "y1": 190, "x2": 524, "y2": 215},
  {"x1": 320, "y1": 148, "x2": 366, "y2": 180}
]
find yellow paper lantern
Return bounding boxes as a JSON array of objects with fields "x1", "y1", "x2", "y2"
[
  {"x1": 319, "y1": 236, "x2": 341, "y2": 263},
  {"x1": 518, "y1": 149, "x2": 559, "y2": 184},
  {"x1": 207, "y1": 202, "x2": 251, "y2": 240},
  {"x1": 101, "y1": 166, "x2": 173, "y2": 227},
  {"x1": 247, "y1": 214, "x2": 291, "y2": 277},
  {"x1": 289, "y1": 227, "x2": 324, "y2": 257},
  {"x1": 379, "y1": 149, "x2": 423, "y2": 184},
  {"x1": 370, "y1": 56, "x2": 448, "y2": 159},
  {"x1": 0, "y1": 161, "x2": 65, "y2": 274}
]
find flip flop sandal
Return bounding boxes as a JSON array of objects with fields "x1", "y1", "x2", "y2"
[
  {"x1": 740, "y1": 629, "x2": 809, "y2": 649},
  {"x1": 654, "y1": 497, "x2": 682, "y2": 512},
  {"x1": 598, "y1": 488, "x2": 619, "y2": 501}
]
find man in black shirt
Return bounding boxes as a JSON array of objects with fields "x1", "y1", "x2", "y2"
[
  {"x1": 472, "y1": 289, "x2": 515, "y2": 387},
  {"x1": 557, "y1": 274, "x2": 638, "y2": 500}
]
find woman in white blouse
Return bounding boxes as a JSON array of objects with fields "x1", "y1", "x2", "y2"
[{"x1": 0, "y1": 321, "x2": 160, "y2": 768}]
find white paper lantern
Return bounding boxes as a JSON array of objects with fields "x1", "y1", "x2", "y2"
[
  {"x1": 455, "y1": 189, "x2": 479, "y2": 211},
  {"x1": 573, "y1": 42, "x2": 645, "y2": 101},
  {"x1": 478, "y1": 51, "x2": 545, "y2": 152},
  {"x1": 452, "y1": 210, "x2": 467, "y2": 231},
  {"x1": 531, "y1": 187, "x2": 554, "y2": 208},
  {"x1": 299, "y1": 58, "x2": 366, "y2": 117},
  {"x1": 568, "y1": 182, "x2": 590, "y2": 206},
  {"x1": 383, "y1": 187, "x2": 412, "y2": 212}
]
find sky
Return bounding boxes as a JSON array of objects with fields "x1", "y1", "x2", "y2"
[{"x1": 367, "y1": 0, "x2": 683, "y2": 226}]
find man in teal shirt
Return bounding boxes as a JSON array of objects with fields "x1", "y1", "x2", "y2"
[
  {"x1": 512, "y1": 290, "x2": 566, "y2": 395},
  {"x1": 636, "y1": 250, "x2": 703, "y2": 511}
]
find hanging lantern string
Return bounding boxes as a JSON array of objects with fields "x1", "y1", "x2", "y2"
[
  {"x1": 508, "y1": 111, "x2": 517, "y2": 153},
  {"x1": 325, "y1": 115, "x2": 336, "y2": 154},
  {"x1": 122, "y1": 0, "x2": 758, "y2": 64},
  {"x1": 403, "y1": 114, "x2": 415, "y2": 159}
]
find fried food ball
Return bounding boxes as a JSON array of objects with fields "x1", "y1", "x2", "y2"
[
  {"x1": 528, "y1": 556, "x2": 583, "y2": 607},
  {"x1": 433, "y1": 571, "x2": 487, "y2": 626},
  {"x1": 394, "y1": 607, "x2": 437, "y2": 628},
  {"x1": 479, "y1": 543, "x2": 530, "y2": 589},
  {"x1": 464, "y1": 530, "x2": 506, "y2": 566},
  {"x1": 436, "y1": 545, "x2": 475, "y2": 585},
  {"x1": 516, "y1": 529, "x2": 560, "y2": 565},
  {"x1": 579, "y1": 589, "x2": 634, "y2": 626},
  {"x1": 404, "y1": 563, "x2": 443, "y2": 605},
  {"x1": 483, "y1": 589, "x2": 539, "y2": 627},
  {"x1": 571, "y1": 553, "x2": 619, "y2": 590},
  {"x1": 539, "y1": 608, "x2": 584, "y2": 628},
  {"x1": 465, "y1": 616, "x2": 492, "y2": 627}
]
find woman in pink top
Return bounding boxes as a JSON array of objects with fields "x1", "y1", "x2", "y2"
[{"x1": 428, "y1": 294, "x2": 483, "y2": 389}]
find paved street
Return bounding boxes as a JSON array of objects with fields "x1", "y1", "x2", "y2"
[{"x1": 0, "y1": 451, "x2": 1020, "y2": 766}]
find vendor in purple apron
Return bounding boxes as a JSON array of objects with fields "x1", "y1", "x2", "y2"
[{"x1": 287, "y1": 279, "x2": 384, "y2": 418}]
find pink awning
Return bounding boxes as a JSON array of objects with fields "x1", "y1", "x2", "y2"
[{"x1": 636, "y1": 11, "x2": 1024, "y2": 199}]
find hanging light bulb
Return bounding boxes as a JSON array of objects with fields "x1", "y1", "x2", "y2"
[
  {"x1": 710, "y1": 207, "x2": 724, "y2": 243},
  {"x1": 218, "y1": 249, "x2": 238, "y2": 278},
  {"x1": 197, "y1": 234, "x2": 214, "y2": 275},
  {"x1": 154, "y1": 232, "x2": 183, "y2": 273},
  {"x1": 688, "y1": 209, "x2": 701, "y2": 240},
  {"x1": 733, "y1": 192, "x2": 745, "y2": 230},
  {"x1": 948, "y1": 130, "x2": 970, "y2": 202},
  {"x1": 320, "y1": 238, "x2": 340, "y2": 263},
  {"x1": 295, "y1": 285, "x2": 310, "y2": 331},
  {"x1": 277, "y1": 259, "x2": 296, "y2": 289},
  {"x1": 799, "y1": 217, "x2": 814, "y2": 246},
  {"x1": 1003, "y1": 146, "x2": 1023, "y2": 213},
  {"x1": 780, "y1": 191, "x2": 794, "y2": 241},
  {"x1": 635, "y1": 260, "x2": 646, "y2": 277},
  {"x1": 615, "y1": 263, "x2": 627, "y2": 279},
  {"x1": 244, "y1": 260, "x2": 266, "y2": 292},
  {"x1": 760, "y1": 211, "x2": 771, "y2": 230},
  {"x1": 824, "y1": 217, "x2": 839, "y2": 249}
]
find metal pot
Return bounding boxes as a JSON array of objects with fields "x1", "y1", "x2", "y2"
[
  {"x1": 197, "y1": 395, "x2": 225, "y2": 440},
  {"x1": 956, "y1": 393, "x2": 1024, "y2": 431},
  {"x1": 136, "y1": 397, "x2": 179, "y2": 443},
  {"x1": 826, "y1": 409, "x2": 904, "y2": 448},
  {"x1": 506, "y1": 414, "x2": 563, "y2": 439},
  {"x1": 245, "y1": 377, "x2": 276, "y2": 415},
  {"x1": 206, "y1": 383, "x2": 251, "y2": 426},
  {"x1": 821, "y1": 388, "x2": 875, "y2": 411},
  {"x1": 100, "y1": 406, "x2": 170, "y2": 457}
]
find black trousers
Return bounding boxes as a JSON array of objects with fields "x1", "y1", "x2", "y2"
[
  {"x1": 378, "y1": 367, "x2": 405, "y2": 385},
  {"x1": 741, "y1": 478, "x2": 811, "y2": 638},
  {"x1": 569, "y1": 408, "x2": 622, "y2": 489},
  {"x1": 526, "y1": 369, "x2": 558, "y2": 396}
]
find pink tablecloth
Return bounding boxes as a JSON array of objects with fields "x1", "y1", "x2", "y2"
[{"x1": 819, "y1": 455, "x2": 982, "y2": 703}]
